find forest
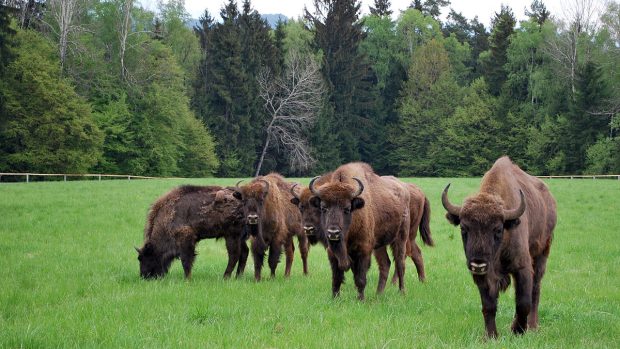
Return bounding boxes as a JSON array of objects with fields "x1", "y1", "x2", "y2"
[{"x1": 0, "y1": 0, "x2": 618, "y2": 177}]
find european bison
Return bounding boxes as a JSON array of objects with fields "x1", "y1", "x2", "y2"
[
  {"x1": 309, "y1": 162, "x2": 410, "y2": 300},
  {"x1": 233, "y1": 173, "x2": 308, "y2": 281},
  {"x1": 289, "y1": 172, "x2": 333, "y2": 247},
  {"x1": 136, "y1": 185, "x2": 248, "y2": 279},
  {"x1": 442, "y1": 156, "x2": 556, "y2": 338}
]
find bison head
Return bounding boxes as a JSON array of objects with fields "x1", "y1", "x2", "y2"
[
  {"x1": 136, "y1": 242, "x2": 172, "y2": 279},
  {"x1": 290, "y1": 183, "x2": 327, "y2": 246},
  {"x1": 442, "y1": 184, "x2": 525, "y2": 277},
  {"x1": 309, "y1": 176, "x2": 365, "y2": 269},
  {"x1": 232, "y1": 179, "x2": 269, "y2": 246}
]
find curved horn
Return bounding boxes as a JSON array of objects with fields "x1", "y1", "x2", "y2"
[
  {"x1": 441, "y1": 184, "x2": 462, "y2": 216},
  {"x1": 309, "y1": 176, "x2": 321, "y2": 195},
  {"x1": 351, "y1": 177, "x2": 364, "y2": 198},
  {"x1": 134, "y1": 246, "x2": 141, "y2": 254},
  {"x1": 290, "y1": 183, "x2": 300, "y2": 200},
  {"x1": 503, "y1": 190, "x2": 526, "y2": 221},
  {"x1": 235, "y1": 180, "x2": 244, "y2": 188},
  {"x1": 258, "y1": 179, "x2": 270, "y2": 196}
]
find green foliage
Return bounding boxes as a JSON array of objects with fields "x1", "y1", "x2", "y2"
[
  {"x1": 0, "y1": 29, "x2": 103, "y2": 173},
  {"x1": 484, "y1": 5, "x2": 516, "y2": 96}
]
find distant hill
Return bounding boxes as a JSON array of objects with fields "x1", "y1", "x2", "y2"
[{"x1": 186, "y1": 13, "x2": 287, "y2": 30}]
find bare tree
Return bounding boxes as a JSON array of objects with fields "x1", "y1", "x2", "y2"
[
  {"x1": 545, "y1": 0, "x2": 602, "y2": 95},
  {"x1": 255, "y1": 50, "x2": 325, "y2": 176},
  {"x1": 118, "y1": 0, "x2": 132, "y2": 81},
  {"x1": 45, "y1": 0, "x2": 85, "y2": 74}
]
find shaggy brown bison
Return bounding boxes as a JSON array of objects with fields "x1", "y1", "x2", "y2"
[
  {"x1": 289, "y1": 172, "x2": 333, "y2": 247},
  {"x1": 309, "y1": 162, "x2": 410, "y2": 300},
  {"x1": 233, "y1": 173, "x2": 308, "y2": 281},
  {"x1": 136, "y1": 185, "x2": 248, "y2": 279},
  {"x1": 442, "y1": 156, "x2": 556, "y2": 338}
]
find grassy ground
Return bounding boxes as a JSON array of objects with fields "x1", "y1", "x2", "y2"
[{"x1": 1, "y1": 177, "x2": 618, "y2": 348}]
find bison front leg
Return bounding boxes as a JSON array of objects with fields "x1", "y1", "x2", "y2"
[
  {"x1": 268, "y1": 241, "x2": 283, "y2": 278},
  {"x1": 251, "y1": 238, "x2": 266, "y2": 281},
  {"x1": 351, "y1": 253, "x2": 371, "y2": 301},
  {"x1": 223, "y1": 237, "x2": 241, "y2": 279},
  {"x1": 236, "y1": 240, "x2": 249, "y2": 278},
  {"x1": 511, "y1": 268, "x2": 533, "y2": 335},
  {"x1": 297, "y1": 233, "x2": 309, "y2": 275},
  {"x1": 374, "y1": 246, "x2": 391, "y2": 294},
  {"x1": 282, "y1": 236, "x2": 294, "y2": 277},
  {"x1": 327, "y1": 249, "x2": 345, "y2": 298},
  {"x1": 179, "y1": 231, "x2": 197, "y2": 279},
  {"x1": 477, "y1": 283, "x2": 499, "y2": 338}
]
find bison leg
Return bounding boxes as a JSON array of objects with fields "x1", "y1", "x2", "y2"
[
  {"x1": 478, "y1": 283, "x2": 499, "y2": 339},
  {"x1": 282, "y1": 236, "x2": 294, "y2": 277},
  {"x1": 351, "y1": 253, "x2": 371, "y2": 301},
  {"x1": 392, "y1": 241, "x2": 407, "y2": 293},
  {"x1": 236, "y1": 240, "x2": 249, "y2": 278},
  {"x1": 297, "y1": 233, "x2": 309, "y2": 275},
  {"x1": 529, "y1": 240, "x2": 551, "y2": 329},
  {"x1": 512, "y1": 268, "x2": 533, "y2": 335},
  {"x1": 268, "y1": 241, "x2": 283, "y2": 278},
  {"x1": 327, "y1": 249, "x2": 344, "y2": 298},
  {"x1": 251, "y1": 238, "x2": 266, "y2": 281},
  {"x1": 223, "y1": 237, "x2": 241, "y2": 279},
  {"x1": 374, "y1": 246, "x2": 390, "y2": 294},
  {"x1": 180, "y1": 241, "x2": 197, "y2": 280},
  {"x1": 410, "y1": 240, "x2": 426, "y2": 282}
]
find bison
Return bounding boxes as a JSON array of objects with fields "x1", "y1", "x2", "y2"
[
  {"x1": 442, "y1": 156, "x2": 556, "y2": 338},
  {"x1": 309, "y1": 162, "x2": 411, "y2": 300},
  {"x1": 233, "y1": 173, "x2": 309, "y2": 281},
  {"x1": 136, "y1": 185, "x2": 248, "y2": 279},
  {"x1": 289, "y1": 172, "x2": 333, "y2": 247}
]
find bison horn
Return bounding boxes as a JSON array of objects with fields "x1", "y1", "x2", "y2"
[
  {"x1": 309, "y1": 176, "x2": 321, "y2": 196},
  {"x1": 503, "y1": 189, "x2": 526, "y2": 221},
  {"x1": 352, "y1": 177, "x2": 364, "y2": 198},
  {"x1": 258, "y1": 179, "x2": 270, "y2": 197},
  {"x1": 441, "y1": 184, "x2": 462, "y2": 216},
  {"x1": 235, "y1": 180, "x2": 244, "y2": 188},
  {"x1": 290, "y1": 183, "x2": 300, "y2": 200},
  {"x1": 134, "y1": 246, "x2": 141, "y2": 254}
]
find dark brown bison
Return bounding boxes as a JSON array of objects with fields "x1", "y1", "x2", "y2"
[
  {"x1": 309, "y1": 162, "x2": 410, "y2": 300},
  {"x1": 289, "y1": 172, "x2": 333, "y2": 247},
  {"x1": 136, "y1": 185, "x2": 248, "y2": 279},
  {"x1": 442, "y1": 156, "x2": 556, "y2": 338},
  {"x1": 233, "y1": 173, "x2": 308, "y2": 281}
]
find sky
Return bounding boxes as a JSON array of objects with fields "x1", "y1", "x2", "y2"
[{"x1": 170, "y1": 0, "x2": 569, "y2": 28}]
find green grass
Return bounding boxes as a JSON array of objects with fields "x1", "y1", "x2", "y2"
[{"x1": 1, "y1": 177, "x2": 618, "y2": 348}]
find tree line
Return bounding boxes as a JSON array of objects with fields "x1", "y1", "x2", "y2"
[{"x1": 0, "y1": 0, "x2": 618, "y2": 177}]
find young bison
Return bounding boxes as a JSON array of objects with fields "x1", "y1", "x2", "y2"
[
  {"x1": 136, "y1": 185, "x2": 248, "y2": 279},
  {"x1": 442, "y1": 156, "x2": 557, "y2": 338}
]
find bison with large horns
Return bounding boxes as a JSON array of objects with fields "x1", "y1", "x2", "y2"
[
  {"x1": 232, "y1": 173, "x2": 309, "y2": 281},
  {"x1": 136, "y1": 185, "x2": 248, "y2": 279},
  {"x1": 442, "y1": 156, "x2": 556, "y2": 338},
  {"x1": 308, "y1": 162, "x2": 411, "y2": 300}
]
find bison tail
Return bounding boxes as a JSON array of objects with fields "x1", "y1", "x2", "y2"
[{"x1": 419, "y1": 197, "x2": 434, "y2": 247}]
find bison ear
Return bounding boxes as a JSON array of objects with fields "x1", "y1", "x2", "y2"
[
  {"x1": 504, "y1": 218, "x2": 521, "y2": 230},
  {"x1": 290, "y1": 197, "x2": 300, "y2": 206},
  {"x1": 232, "y1": 191, "x2": 242, "y2": 200},
  {"x1": 309, "y1": 196, "x2": 321, "y2": 208},
  {"x1": 351, "y1": 197, "x2": 365, "y2": 211},
  {"x1": 445, "y1": 212, "x2": 460, "y2": 226}
]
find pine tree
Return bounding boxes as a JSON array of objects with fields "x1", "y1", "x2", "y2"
[
  {"x1": 483, "y1": 5, "x2": 516, "y2": 96},
  {"x1": 369, "y1": 0, "x2": 392, "y2": 17}
]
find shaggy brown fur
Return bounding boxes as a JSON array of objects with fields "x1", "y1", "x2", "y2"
[
  {"x1": 137, "y1": 185, "x2": 248, "y2": 279},
  {"x1": 233, "y1": 173, "x2": 308, "y2": 281},
  {"x1": 442, "y1": 156, "x2": 557, "y2": 338},
  {"x1": 309, "y1": 162, "x2": 410, "y2": 300}
]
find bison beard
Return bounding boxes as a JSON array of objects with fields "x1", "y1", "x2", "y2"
[{"x1": 442, "y1": 156, "x2": 556, "y2": 338}]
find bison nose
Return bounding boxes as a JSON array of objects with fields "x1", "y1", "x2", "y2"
[
  {"x1": 468, "y1": 260, "x2": 488, "y2": 275},
  {"x1": 247, "y1": 214, "x2": 259, "y2": 225},
  {"x1": 327, "y1": 228, "x2": 341, "y2": 241},
  {"x1": 303, "y1": 226, "x2": 315, "y2": 235}
]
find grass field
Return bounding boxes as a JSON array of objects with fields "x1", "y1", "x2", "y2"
[{"x1": 1, "y1": 177, "x2": 619, "y2": 348}]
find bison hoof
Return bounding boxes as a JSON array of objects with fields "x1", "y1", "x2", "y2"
[{"x1": 511, "y1": 320, "x2": 527, "y2": 335}]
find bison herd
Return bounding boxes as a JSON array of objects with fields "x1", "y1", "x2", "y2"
[{"x1": 136, "y1": 156, "x2": 556, "y2": 338}]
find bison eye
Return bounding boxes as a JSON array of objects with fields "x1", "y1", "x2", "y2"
[
  {"x1": 320, "y1": 206, "x2": 327, "y2": 213},
  {"x1": 344, "y1": 208, "x2": 351, "y2": 215},
  {"x1": 494, "y1": 227, "x2": 503, "y2": 239}
]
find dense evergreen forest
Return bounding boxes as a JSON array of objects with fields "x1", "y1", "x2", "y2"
[{"x1": 0, "y1": 0, "x2": 618, "y2": 177}]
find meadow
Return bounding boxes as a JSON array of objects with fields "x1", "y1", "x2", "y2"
[{"x1": 1, "y1": 177, "x2": 618, "y2": 348}]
